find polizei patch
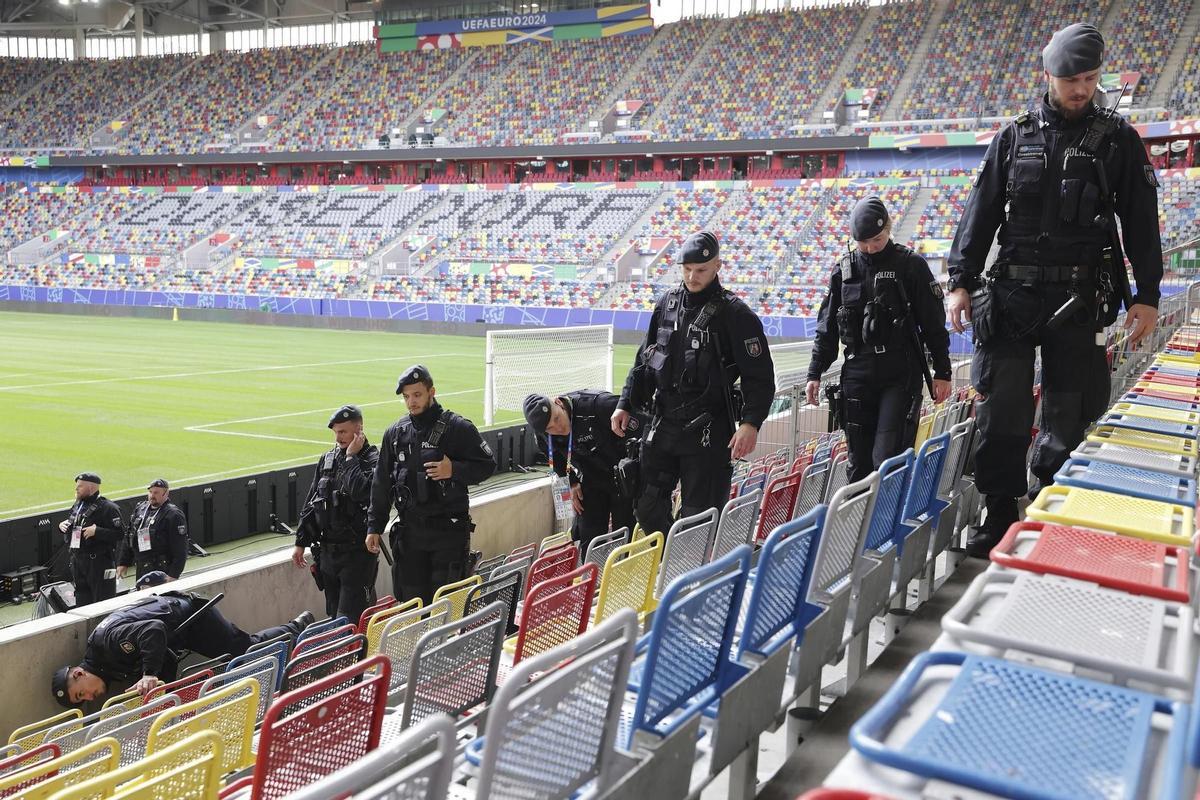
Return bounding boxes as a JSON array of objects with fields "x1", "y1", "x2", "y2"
[{"x1": 744, "y1": 338, "x2": 763, "y2": 358}]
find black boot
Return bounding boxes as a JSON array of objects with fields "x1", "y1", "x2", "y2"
[
  {"x1": 288, "y1": 610, "x2": 315, "y2": 635},
  {"x1": 965, "y1": 496, "x2": 1018, "y2": 559}
]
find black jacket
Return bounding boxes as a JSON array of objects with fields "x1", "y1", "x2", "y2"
[
  {"x1": 539, "y1": 390, "x2": 632, "y2": 487},
  {"x1": 948, "y1": 96, "x2": 1162, "y2": 307},
  {"x1": 117, "y1": 500, "x2": 189, "y2": 578},
  {"x1": 298, "y1": 442, "x2": 379, "y2": 544},
  {"x1": 368, "y1": 402, "x2": 496, "y2": 532},
  {"x1": 808, "y1": 242, "x2": 952, "y2": 382},
  {"x1": 63, "y1": 493, "x2": 125, "y2": 557},
  {"x1": 617, "y1": 279, "x2": 776, "y2": 429},
  {"x1": 81, "y1": 594, "x2": 195, "y2": 682}
]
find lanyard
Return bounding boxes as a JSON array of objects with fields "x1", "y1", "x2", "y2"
[{"x1": 549, "y1": 429, "x2": 573, "y2": 473}]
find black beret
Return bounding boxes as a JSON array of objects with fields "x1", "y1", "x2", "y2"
[
  {"x1": 327, "y1": 404, "x2": 363, "y2": 428},
  {"x1": 680, "y1": 231, "x2": 719, "y2": 264},
  {"x1": 1043, "y1": 23, "x2": 1104, "y2": 77},
  {"x1": 136, "y1": 570, "x2": 171, "y2": 590},
  {"x1": 850, "y1": 196, "x2": 889, "y2": 241},
  {"x1": 396, "y1": 364, "x2": 432, "y2": 394},
  {"x1": 75, "y1": 472, "x2": 101, "y2": 485},
  {"x1": 523, "y1": 394, "x2": 552, "y2": 435},
  {"x1": 51, "y1": 666, "x2": 77, "y2": 708},
  {"x1": 147, "y1": 478, "x2": 169, "y2": 490}
]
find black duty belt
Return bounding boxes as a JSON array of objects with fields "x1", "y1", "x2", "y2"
[{"x1": 999, "y1": 264, "x2": 1093, "y2": 284}]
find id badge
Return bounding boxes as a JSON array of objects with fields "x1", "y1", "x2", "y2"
[
  {"x1": 70, "y1": 527, "x2": 82, "y2": 549},
  {"x1": 550, "y1": 474, "x2": 574, "y2": 524},
  {"x1": 137, "y1": 524, "x2": 152, "y2": 553}
]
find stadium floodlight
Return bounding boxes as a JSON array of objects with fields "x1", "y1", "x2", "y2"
[{"x1": 484, "y1": 325, "x2": 614, "y2": 426}]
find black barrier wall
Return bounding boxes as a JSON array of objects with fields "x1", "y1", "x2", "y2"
[{"x1": 0, "y1": 422, "x2": 542, "y2": 579}]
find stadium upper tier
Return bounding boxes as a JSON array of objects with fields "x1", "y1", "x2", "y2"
[
  {"x1": 2, "y1": 0, "x2": 1199, "y2": 154},
  {"x1": 2, "y1": 168, "x2": 1196, "y2": 319}
]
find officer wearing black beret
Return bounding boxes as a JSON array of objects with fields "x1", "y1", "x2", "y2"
[
  {"x1": 807, "y1": 197, "x2": 952, "y2": 482},
  {"x1": 366, "y1": 366, "x2": 496, "y2": 603},
  {"x1": 523, "y1": 390, "x2": 642, "y2": 551},
  {"x1": 945, "y1": 23, "x2": 1163, "y2": 557},
  {"x1": 290, "y1": 404, "x2": 379, "y2": 625},
  {"x1": 51, "y1": 594, "x2": 314, "y2": 708},
  {"x1": 613, "y1": 231, "x2": 775, "y2": 538},
  {"x1": 117, "y1": 479, "x2": 189, "y2": 583},
  {"x1": 57, "y1": 473, "x2": 125, "y2": 607}
]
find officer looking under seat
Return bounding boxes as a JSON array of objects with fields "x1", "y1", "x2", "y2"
[
  {"x1": 116, "y1": 479, "x2": 188, "y2": 583},
  {"x1": 612, "y1": 231, "x2": 776, "y2": 539},
  {"x1": 291, "y1": 404, "x2": 380, "y2": 626},
  {"x1": 945, "y1": 23, "x2": 1163, "y2": 557},
  {"x1": 806, "y1": 196, "x2": 953, "y2": 482},
  {"x1": 523, "y1": 390, "x2": 641, "y2": 552},
  {"x1": 58, "y1": 472, "x2": 125, "y2": 607},
  {"x1": 365, "y1": 365, "x2": 496, "y2": 604}
]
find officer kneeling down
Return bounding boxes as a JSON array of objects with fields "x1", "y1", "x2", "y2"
[
  {"x1": 292, "y1": 404, "x2": 379, "y2": 626},
  {"x1": 51, "y1": 594, "x2": 314, "y2": 707},
  {"x1": 806, "y1": 197, "x2": 952, "y2": 481},
  {"x1": 366, "y1": 365, "x2": 496, "y2": 603}
]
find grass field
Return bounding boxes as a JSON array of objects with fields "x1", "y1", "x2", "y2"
[{"x1": 0, "y1": 312, "x2": 636, "y2": 518}]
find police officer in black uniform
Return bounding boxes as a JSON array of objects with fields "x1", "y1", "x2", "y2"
[
  {"x1": 806, "y1": 197, "x2": 953, "y2": 482},
  {"x1": 292, "y1": 404, "x2": 380, "y2": 625},
  {"x1": 946, "y1": 23, "x2": 1162, "y2": 556},
  {"x1": 366, "y1": 365, "x2": 496, "y2": 603},
  {"x1": 612, "y1": 231, "x2": 776, "y2": 538},
  {"x1": 50, "y1": 594, "x2": 314, "y2": 707},
  {"x1": 57, "y1": 472, "x2": 125, "y2": 607},
  {"x1": 523, "y1": 390, "x2": 641, "y2": 551},
  {"x1": 116, "y1": 479, "x2": 188, "y2": 583}
]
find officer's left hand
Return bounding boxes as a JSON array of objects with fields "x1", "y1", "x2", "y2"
[
  {"x1": 424, "y1": 456, "x2": 453, "y2": 481},
  {"x1": 570, "y1": 483, "x2": 585, "y2": 514},
  {"x1": 1124, "y1": 304, "x2": 1158, "y2": 348},
  {"x1": 82, "y1": 524, "x2": 97, "y2": 539},
  {"x1": 133, "y1": 675, "x2": 161, "y2": 697},
  {"x1": 728, "y1": 423, "x2": 758, "y2": 461},
  {"x1": 346, "y1": 432, "x2": 366, "y2": 456},
  {"x1": 932, "y1": 379, "x2": 952, "y2": 405}
]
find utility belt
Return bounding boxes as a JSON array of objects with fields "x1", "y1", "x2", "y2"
[
  {"x1": 321, "y1": 538, "x2": 368, "y2": 554},
  {"x1": 399, "y1": 511, "x2": 475, "y2": 534},
  {"x1": 998, "y1": 263, "x2": 1095, "y2": 285},
  {"x1": 849, "y1": 342, "x2": 902, "y2": 357}
]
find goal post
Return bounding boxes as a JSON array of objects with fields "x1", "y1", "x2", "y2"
[
  {"x1": 770, "y1": 340, "x2": 815, "y2": 391},
  {"x1": 484, "y1": 325, "x2": 615, "y2": 425}
]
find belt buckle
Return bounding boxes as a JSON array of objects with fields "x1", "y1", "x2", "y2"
[{"x1": 874, "y1": 345, "x2": 887, "y2": 354}]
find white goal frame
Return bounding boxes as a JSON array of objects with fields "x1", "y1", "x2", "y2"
[{"x1": 484, "y1": 325, "x2": 615, "y2": 425}]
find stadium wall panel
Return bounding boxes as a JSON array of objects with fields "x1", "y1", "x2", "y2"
[{"x1": 844, "y1": 146, "x2": 985, "y2": 174}]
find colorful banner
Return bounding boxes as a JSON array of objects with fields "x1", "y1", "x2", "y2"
[
  {"x1": 0, "y1": 156, "x2": 49, "y2": 167},
  {"x1": 381, "y1": 17, "x2": 652, "y2": 51},
  {"x1": 377, "y1": 4, "x2": 648, "y2": 37}
]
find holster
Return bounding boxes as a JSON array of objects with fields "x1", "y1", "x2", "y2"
[{"x1": 824, "y1": 383, "x2": 844, "y2": 432}]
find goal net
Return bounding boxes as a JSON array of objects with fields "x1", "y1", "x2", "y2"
[
  {"x1": 770, "y1": 340, "x2": 815, "y2": 391},
  {"x1": 484, "y1": 325, "x2": 614, "y2": 425}
]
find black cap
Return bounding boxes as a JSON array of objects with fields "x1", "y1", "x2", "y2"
[
  {"x1": 75, "y1": 472, "x2": 101, "y2": 485},
  {"x1": 147, "y1": 478, "x2": 169, "y2": 490},
  {"x1": 396, "y1": 364, "x2": 432, "y2": 394},
  {"x1": 136, "y1": 571, "x2": 171, "y2": 590},
  {"x1": 523, "y1": 394, "x2": 552, "y2": 435},
  {"x1": 327, "y1": 404, "x2": 363, "y2": 428},
  {"x1": 680, "y1": 231, "x2": 719, "y2": 264},
  {"x1": 850, "y1": 196, "x2": 889, "y2": 241},
  {"x1": 1043, "y1": 23, "x2": 1104, "y2": 77},
  {"x1": 51, "y1": 666, "x2": 77, "y2": 708}
]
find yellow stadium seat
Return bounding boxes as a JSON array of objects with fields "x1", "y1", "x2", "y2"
[
  {"x1": 8, "y1": 709, "x2": 83, "y2": 752},
  {"x1": 146, "y1": 678, "x2": 257, "y2": 776},
  {"x1": 593, "y1": 531, "x2": 663, "y2": 625},
  {"x1": 365, "y1": 596, "x2": 422, "y2": 655},
  {"x1": 44, "y1": 731, "x2": 221, "y2": 800},
  {"x1": 1026, "y1": 485, "x2": 1194, "y2": 548},
  {"x1": 431, "y1": 574, "x2": 482, "y2": 621},
  {"x1": 1086, "y1": 425, "x2": 1199, "y2": 457},
  {"x1": 0, "y1": 737, "x2": 119, "y2": 799}
]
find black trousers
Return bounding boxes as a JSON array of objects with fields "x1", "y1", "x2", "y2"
[
  {"x1": 318, "y1": 546, "x2": 378, "y2": 625},
  {"x1": 390, "y1": 522, "x2": 471, "y2": 604},
  {"x1": 636, "y1": 417, "x2": 734, "y2": 539},
  {"x1": 971, "y1": 281, "x2": 1110, "y2": 499},
  {"x1": 840, "y1": 351, "x2": 923, "y2": 483},
  {"x1": 167, "y1": 595, "x2": 305, "y2": 679},
  {"x1": 572, "y1": 473, "x2": 636, "y2": 553},
  {"x1": 133, "y1": 553, "x2": 177, "y2": 580},
  {"x1": 71, "y1": 551, "x2": 116, "y2": 607}
]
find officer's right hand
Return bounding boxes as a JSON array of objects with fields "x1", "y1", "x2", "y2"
[
  {"x1": 570, "y1": 484, "x2": 585, "y2": 515},
  {"x1": 58, "y1": 520, "x2": 69, "y2": 533},
  {"x1": 610, "y1": 409, "x2": 630, "y2": 437},
  {"x1": 290, "y1": 546, "x2": 308, "y2": 569},
  {"x1": 805, "y1": 380, "x2": 821, "y2": 406},
  {"x1": 947, "y1": 288, "x2": 971, "y2": 333},
  {"x1": 116, "y1": 565, "x2": 128, "y2": 579},
  {"x1": 364, "y1": 533, "x2": 381, "y2": 555},
  {"x1": 133, "y1": 675, "x2": 161, "y2": 698}
]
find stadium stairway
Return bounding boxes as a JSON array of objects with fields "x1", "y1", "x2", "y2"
[
  {"x1": 641, "y1": 23, "x2": 726, "y2": 136},
  {"x1": 892, "y1": 185, "x2": 935, "y2": 249},
  {"x1": 880, "y1": 0, "x2": 950, "y2": 121},
  {"x1": 598, "y1": 189, "x2": 671, "y2": 271},
  {"x1": 805, "y1": 4, "x2": 883, "y2": 126},
  {"x1": 1153, "y1": 0, "x2": 1200, "y2": 107},
  {"x1": 588, "y1": 25, "x2": 678, "y2": 128},
  {"x1": 93, "y1": 58, "x2": 203, "y2": 151},
  {"x1": 398, "y1": 49, "x2": 489, "y2": 135},
  {"x1": 232, "y1": 47, "x2": 343, "y2": 148}
]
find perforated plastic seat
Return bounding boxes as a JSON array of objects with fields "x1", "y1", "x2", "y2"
[
  {"x1": 1071, "y1": 439, "x2": 1198, "y2": 477},
  {"x1": 1026, "y1": 485, "x2": 1194, "y2": 547},
  {"x1": 1054, "y1": 457, "x2": 1197, "y2": 505}
]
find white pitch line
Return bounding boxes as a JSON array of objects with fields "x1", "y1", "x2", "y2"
[
  {"x1": 185, "y1": 388, "x2": 484, "y2": 429},
  {"x1": 0, "y1": 353, "x2": 475, "y2": 392},
  {"x1": 184, "y1": 429, "x2": 332, "y2": 445}
]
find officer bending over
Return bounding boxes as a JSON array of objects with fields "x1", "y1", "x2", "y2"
[
  {"x1": 945, "y1": 23, "x2": 1162, "y2": 556},
  {"x1": 51, "y1": 593, "x2": 314, "y2": 707},
  {"x1": 366, "y1": 365, "x2": 496, "y2": 603},
  {"x1": 292, "y1": 404, "x2": 379, "y2": 625},
  {"x1": 612, "y1": 231, "x2": 775, "y2": 538},
  {"x1": 523, "y1": 390, "x2": 641, "y2": 551},
  {"x1": 117, "y1": 479, "x2": 188, "y2": 582},
  {"x1": 806, "y1": 197, "x2": 952, "y2": 481},
  {"x1": 58, "y1": 472, "x2": 125, "y2": 607}
]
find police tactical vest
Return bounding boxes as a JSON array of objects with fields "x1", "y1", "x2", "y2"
[
  {"x1": 391, "y1": 410, "x2": 467, "y2": 511},
  {"x1": 836, "y1": 251, "x2": 906, "y2": 350},
  {"x1": 649, "y1": 285, "x2": 730, "y2": 396}
]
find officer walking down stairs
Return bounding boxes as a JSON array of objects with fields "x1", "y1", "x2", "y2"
[
  {"x1": 806, "y1": 196, "x2": 952, "y2": 482},
  {"x1": 945, "y1": 23, "x2": 1162, "y2": 557}
]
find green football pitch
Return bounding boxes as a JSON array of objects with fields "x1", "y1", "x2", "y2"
[{"x1": 0, "y1": 311, "x2": 637, "y2": 518}]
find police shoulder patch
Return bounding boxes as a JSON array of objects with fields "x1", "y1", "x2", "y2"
[
  {"x1": 744, "y1": 337, "x2": 763, "y2": 358},
  {"x1": 1144, "y1": 164, "x2": 1159, "y2": 188},
  {"x1": 480, "y1": 441, "x2": 493, "y2": 457},
  {"x1": 930, "y1": 280, "x2": 944, "y2": 300},
  {"x1": 120, "y1": 641, "x2": 135, "y2": 654},
  {"x1": 627, "y1": 416, "x2": 640, "y2": 432}
]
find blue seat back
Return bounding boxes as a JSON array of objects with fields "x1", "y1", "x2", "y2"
[
  {"x1": 863, "y1": 450, "x2": 913, "y2": 552},
  {"x1": 230, "y1": 638, "x2": 289, "y2": 691},
  {"x1": 899, "y1": 433, "x2": 950, "y2": 526}
]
